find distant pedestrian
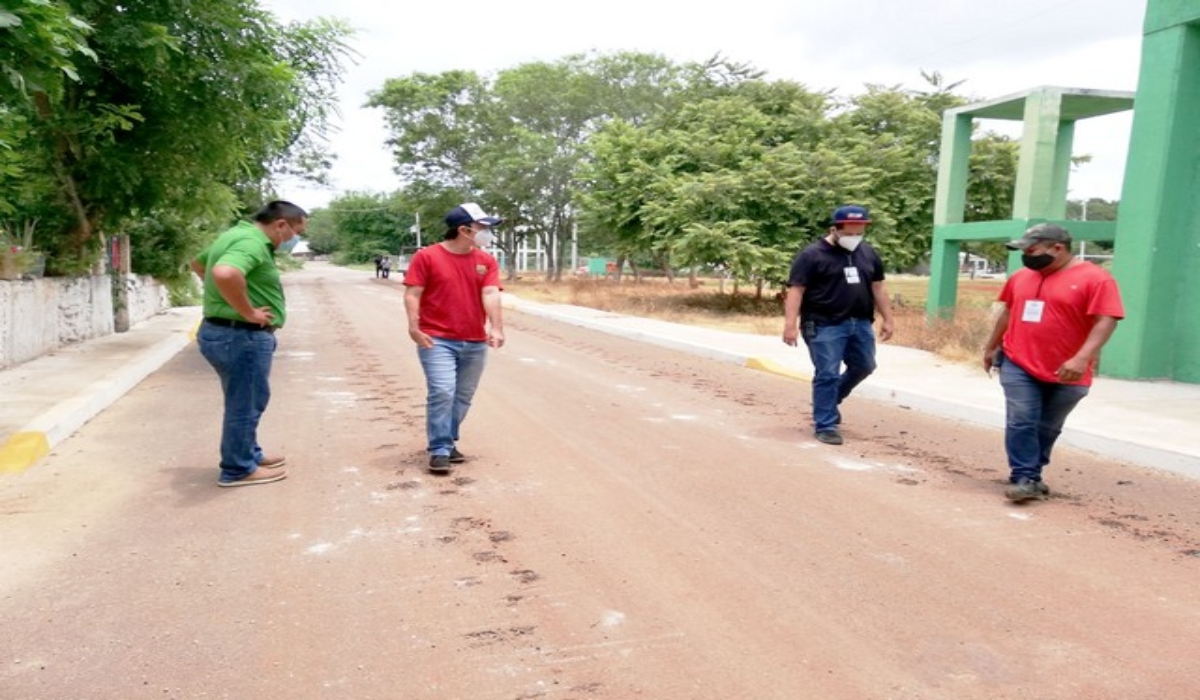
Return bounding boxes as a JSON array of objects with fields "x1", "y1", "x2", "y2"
[
  {"x1": 190, "y1": 200, "x2": 307, "y2": 487},
  {"x1": 982, "y1": 224, "x2": 1124, "y2": 502},
  {"x1": 380, "y1": 256, "x2": 391, "y2": 279},
  {"x1": 374, "y1": 255, "x2": 384, "y2": 278},
  {"x1": 782, "y1": 205, "x2": 895, "y2": 445},
  {"x1": 403, "y1": 202, "x2": 505, "y2": 474}
]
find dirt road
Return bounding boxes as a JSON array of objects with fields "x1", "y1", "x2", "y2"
[{"x1": 2, "y1": 262, "x2": 1198, "y2": 699}]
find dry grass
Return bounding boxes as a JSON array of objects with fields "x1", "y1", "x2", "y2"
[{"x1": 506, "y1": 274, "x2": 1005, "y2": 365}]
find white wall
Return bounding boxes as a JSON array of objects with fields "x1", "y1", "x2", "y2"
[{"x1": 0, "y1": 274, "x2": 168, "y2": 370}]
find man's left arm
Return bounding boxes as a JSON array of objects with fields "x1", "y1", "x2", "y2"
[
  {"x1": 189, "y1": 248, "x2": 209, "y2": 279},
  {"x1": 870, "y1": 280, "x2": 895, "y2": 342},
  {"x1": 482, "y1": 286, "x2": 504, "y2": 348},
  {"x1": 1057, "y1": 316, "x2": 1120, "y2": 382}
]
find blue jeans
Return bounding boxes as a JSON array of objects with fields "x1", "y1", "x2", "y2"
[
  {"x1": 803, "y1": 318, "x2": 877, "y2": 432},
  {"x1": 197, "y1": 321, "x2": 277, "y2": 482},
  {"x1": 998, "y1": 354, "x2": 1089, "y2": 482},
  {"x1": 417, "y1": 338, "x2": 489, "y2": 456}
]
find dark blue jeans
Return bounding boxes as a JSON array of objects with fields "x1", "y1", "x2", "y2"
[
  {"x1": 197, "y1": 321, "x2": 277, "y2": 482},
  {"x1": 803, "y1": 318, "x2": 877, "y2": 432},
  {"x1": 417, "y1": 337, "x2": 489, "y2": 457},
  {"x1": 998, "y1": 354, "x2": 1088, "y2": 482}
]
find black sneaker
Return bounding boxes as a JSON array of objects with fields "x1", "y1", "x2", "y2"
[
  {"x1": 1005, "y1": 478, "x2": 1048, "y2": 502},
  {"x1": 429, "y1": 455, "x2": 452, "y2": 473},
  {"x1": 815, "y1": 429, "x2": 844, "y2": 446},
  {"x1": 449, "y1": 448, "x2": 466, "y2": 464}
]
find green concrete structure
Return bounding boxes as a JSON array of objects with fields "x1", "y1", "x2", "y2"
[
  {"x1": 1105, "y1": 1, "x2": 1200, "y2": 382},
  {"x1": 928, "y1": 0, "x2": 1200, "y2": 383},
  {"x1": 926, "y1": 87, "x2": 1134, "y2": 319}
]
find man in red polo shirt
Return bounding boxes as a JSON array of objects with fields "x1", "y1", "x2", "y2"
[
  {"x1": 403, "y1": 202, "x2": 505, "y2": 474},
  {"x1": 982, "y1": 224, "x2": 1124, "y2": 502}
]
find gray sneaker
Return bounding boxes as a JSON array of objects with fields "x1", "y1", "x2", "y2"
[
  {"x1": 429, "y1": 455, "x2": 452, "y2": 474},
  {"x1": 1005, "y1": 478, "x2": 1049, "y2": 502},
  {"x1": 449, "y1": 448, "x2": 466, "y2": 463},
  {"x1": 815, "y1": 430, "x2": 844, "y2": 446}
]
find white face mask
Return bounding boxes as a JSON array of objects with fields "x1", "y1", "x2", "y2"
[
  {"x1": 837, "y1": 235, "x2": 863, "y2": 252},
  {"x1": 473, "y1": 229, "x2": 495, "y2": 249}
]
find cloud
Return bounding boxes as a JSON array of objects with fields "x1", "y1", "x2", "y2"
[{"x1": 267, "y1": 0, "x2": 1149, "y2": 207}]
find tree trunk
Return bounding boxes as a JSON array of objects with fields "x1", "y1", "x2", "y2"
[
  {"x1": 541, "y1": 231, "x2": 556, "y2": 282},
  {"x1": 34, "y1": 91, "x2": 92, "y2": 251}
]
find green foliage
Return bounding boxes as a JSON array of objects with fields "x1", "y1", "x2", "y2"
[
  {"x1": 0, "y1": 0, "x2": 95, "y2": 101},
  {"x1": 580, "y1": 69, "x2": 1017, "y2": 280},
  {"x1": 1066, "y1": 197, "x2": 1118, "y2": 222},
  {"x1": 164, "y1": 274, "x2": 201, "y2": 306},
  {"x1": 368, "y1": 51, "x2": 693, "y2": 280},
  {"x1": 315, "y1": 190, "x2": 434, "y2": 264},
  {"x1": 3, "y1": 0, "x2": 353, "y2": 277},
  {"x1": 368, "y1": 55, "x2": 1018, "y2": 283}
]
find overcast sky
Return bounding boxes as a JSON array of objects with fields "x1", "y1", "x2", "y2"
[{"x1": 264, "y1": 0, "x2": 1149, "y2": 210}]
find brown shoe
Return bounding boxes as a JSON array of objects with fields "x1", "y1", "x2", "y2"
[
  {"x1": 259, "y1": 454, "x2": 287, "y2": 468},
  {"x1": 218, "y1": 466, "x2": 288, "y2": 488}
]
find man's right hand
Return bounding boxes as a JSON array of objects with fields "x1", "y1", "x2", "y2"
[
  {"x1": 982, "y1": 347, "x2": 998, "y2": 375},
  {"x1": 783, "y1": 327, "x2": 799, "y2": 347},
  {"x1": 244, "y1": 306, "x2": 274, "y2": 326},
  {"x1": 409, "y1": 329, "x2": 434, "y2": 349}
]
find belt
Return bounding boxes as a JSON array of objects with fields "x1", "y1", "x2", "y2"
[{"x1": 204, "y1": 317, "x2": 276, "y2": 333}]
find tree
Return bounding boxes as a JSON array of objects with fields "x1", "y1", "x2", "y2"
[
  {"x1": 322, "y1": 191, "x2": 410, "y2": 264},
  {"x1": 579, "y1": 70, "x2": 1019, "y2": 282},
  {"x1": 0, "y1": 0, "x2": 95, "y2": 218},
  {"x1": 368, "y1": 51, "x2": 692, "y2": 280},
  {"x1": 4, "y1": 0, "x2": 353, "y2": 277},
  {"x1": 1066, "y1": 197, "x2": 1118, "y2": 222},
  {"x1": 0, "y1": 0, "x2": 94, "y2": 101}
]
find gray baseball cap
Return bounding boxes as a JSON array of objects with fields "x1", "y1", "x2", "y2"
[{"x1": 1006, "y1": 223, "x2": 1072, "y2": 250}]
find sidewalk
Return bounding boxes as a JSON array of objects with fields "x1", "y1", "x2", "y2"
[
  {"x1": 1, "y1": 298, "x2": 1198, "y2": 479},
  {"x1": 0, "y1": 306, "x2": 201, "y2": 473}
]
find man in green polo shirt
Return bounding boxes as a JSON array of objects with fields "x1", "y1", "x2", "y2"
[{"x1": 191, "y1": 200, "x2": 306, "y2": 487}]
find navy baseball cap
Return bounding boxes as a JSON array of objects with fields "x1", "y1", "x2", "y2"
[
  {"x1": 1006, "y1": 223, "x2": 1072, "y2": 250},
  {"x1": 445, "y1": 202, "x2": 503, "y2": 228},
  {"x1": 832, "y1": 205, "x2": 870, "y2": 224}
]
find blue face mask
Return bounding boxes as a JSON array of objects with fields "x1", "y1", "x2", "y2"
[{"x1": 277, "y1": 235, "x2": 300, "y2": 254}]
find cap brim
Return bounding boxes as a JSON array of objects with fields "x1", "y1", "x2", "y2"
[
  {"x1": 1006, "y1": 236, "x2": 1037, "y2": 250},
  {"x1": 477, "y1": 216, "x2": 503, "y2": 226}
]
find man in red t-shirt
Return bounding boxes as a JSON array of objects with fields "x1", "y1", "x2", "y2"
[
  {"x1": 403, "y1": 202, "x2": 505, "y2": 474},
  {"x1": 982, "y1": 224, "x2": 1124, "y2": 502}
]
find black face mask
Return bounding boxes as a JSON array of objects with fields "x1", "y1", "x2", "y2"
[{"x1": 1021, "y1": 253, "x2": 1055, "y2": 271}]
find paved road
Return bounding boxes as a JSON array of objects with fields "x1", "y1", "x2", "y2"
[{"x1": 2, "y1": 263, "x2": 1198, "y2": 699}]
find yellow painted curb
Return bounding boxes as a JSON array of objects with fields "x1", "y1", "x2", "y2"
[
  {"x1": 0, "y1": 431, "x2": 51, "y2": 474},
  {"x1": 745, "y1": 357, "x2": 810, "y2": 382}
]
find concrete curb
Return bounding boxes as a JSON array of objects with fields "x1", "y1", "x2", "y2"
[{"x1": 0, "y1": 308, "x2": 200, "y2": 474}]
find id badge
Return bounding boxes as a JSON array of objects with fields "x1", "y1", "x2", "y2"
[
  {"x1": 1022, "y1": 299, "x2": 1045, "y2": 323},
  {"x1": 843, "y1": 266, "x2": 861, "y2": 284}
]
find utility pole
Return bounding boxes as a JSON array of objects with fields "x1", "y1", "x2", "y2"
[{"x1": 1080, "y1": 199, "x2": 1088, "y2": 260}]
